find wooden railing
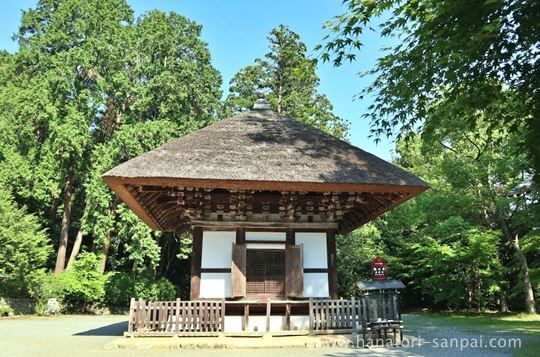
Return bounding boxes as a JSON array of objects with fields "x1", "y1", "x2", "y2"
[
  {"x1": 126, "y1": 296, "x2": 401, "y2": 340},
  {"x1": 309, "y1": 298, "x2": 362, "y2": 333},
  {"x1": 127, "y1": 298, "x2": 225, "y2": 336}
]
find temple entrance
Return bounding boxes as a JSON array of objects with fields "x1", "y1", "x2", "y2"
[{"x1": 246, "y1": 250, "x2": 285, "y2": 297}]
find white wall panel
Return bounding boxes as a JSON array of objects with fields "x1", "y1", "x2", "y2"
[
  {"x1": 246, "y1": 243, "x2": 285, "y2": 250},
  {"x1": 303, "y1": 272, "x2": 329, "y2": 297},
  {"x1": 201, "y1": 231, "x2": 235, "y2": 268},
  {"x1": 200, "y1": 272, "x2": 231, "y2": 298},
  {"x1": 246, "y1": 231, "x2": 286, "y2": 241},
  {"x1": 295, "y1": 232, "x2": 327, "y2": 269}
]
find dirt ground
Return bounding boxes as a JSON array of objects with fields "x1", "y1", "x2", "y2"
[{"x1": 0, "y1": 314, "x2": 535, "y2": 356}]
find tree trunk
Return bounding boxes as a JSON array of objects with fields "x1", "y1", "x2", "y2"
[
  {"x1": 499, "y1": 291, "x2": 509, "y2": 313},
  {"x1": 131, "y1": 260, "x2": 138, "y2": 275},
  {"x1": 66, "y1": 229, "x2": 83, "y2": 270},
  {"x1": 497, "y1": 210, "x2": 536, "y2": 314},
  {"x1": 513, "y1": 233, "x2": 536, "y2": 314},
  {"x1": 54, "y1": 168, "x2": 75, "y2": 275},
  {"x1": 277, "y1": 84, "x2": 283, "y2": 114},
  {"x1": 98, "y1": 230, "x2": 111, "y2": 273},
  {"x1": 66, "y1": 200, "x2": 89, "y2": 270}
]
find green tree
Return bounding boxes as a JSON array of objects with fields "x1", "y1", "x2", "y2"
[
  {"x1": 380, "y1": 113, "x2": 537, "y2": 312},
  {"x1": 0, "y1": 188, "x2": 52, "y2": 297},
  {"x1": 336, "y1": 224, "x2": 384, "y2": 297},
  {"x1": 0, "y1": 0, "x2": 223, "y2": 276},
  {"x1": 320, "y1": 0, "x2": 539, "y2": 176},
  {"x1": 225, "y1": 25, "x2": 348, "y2": 138}
]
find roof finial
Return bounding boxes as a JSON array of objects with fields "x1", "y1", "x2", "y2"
[{"x1": 253, "y1": 91, "x2": 271, "y2": 110}]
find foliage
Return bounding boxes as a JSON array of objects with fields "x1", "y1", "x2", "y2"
[
  {"x1": 375, "y1": 114, "x2": 538, "y2": 311},
  {"x1": 409, "y1": 229, "x2": 503, "y2": 309},
  {"x1": 0, "y1": 0, "x2": 222, "y2": 276},
  {"x1": 0, "y1": 306, "x2": 14, "y2": 317},
  {"x1": 224, "y1": 25, "x2": 349, "y2": 138},
  {"x1": 336, "y1": 224, "x2": 384, "y2": 297},
  {"x1": 0, "y1": 188, "x2": 51, "y2": 297},
  {"x1": 30, "y1": 253, "x2": 105, "y2": 313},
  {"x1": 320, "y1": 0, "x2": 539, "y2": 175},
  {"x1": 104, "y1": 272, "x2": 176, "y2": 308}
]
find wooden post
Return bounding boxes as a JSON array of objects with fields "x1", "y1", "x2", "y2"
[
  {"x1": 236, "y1": 227, "x2": 245, "y2": 245},
  {"x1": 175, "y1": 298, "x2": 181, "y2": 334},
  {"x1": 266, "y1": 300, "x2": 271, "y2": 333},
  {"x1": 286, "y1": 229, "x2": 295, "y2": 246},
  {"x1": 128, "y1": 298, "x2": 135, "y2": 333},
  {"x1": 351, "y1": 296, "x2": 357, "y2": 333},
  {"x1": 221, "y1": 299, "x2": 226, "y2": 332},
  {"x1": 308, "y1": 298, "x2": 314, "y2": 334},
  {"x1": 326, "y1": 229, "x2": 338, "y2": 298},
  {"x1": 285, "y1": 303, "x2": 291, "y2": 330},
  {"x1": 242, "y1": 304, "x2": 249, "y2": 331},
  {"x1": 190, "y1": 227, "x2": 203, "y2": 300}
]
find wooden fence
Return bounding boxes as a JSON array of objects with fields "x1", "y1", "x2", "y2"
[
  {"x1": 126, "y1": 296, "x2": 401, "y2": 339},
  {"x1": 308, "y1": 298, "x2": 361, "y2": 334},
  {"x1": 127, "y1": 298, "x2": 225, "y2": 336}
]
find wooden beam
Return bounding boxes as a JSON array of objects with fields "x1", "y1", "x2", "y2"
[
  {"x1": 326, "y1": 229, "x2": 338, "y2": 299},
  {"x1": 102, "y1": 175, "x2": 429, "y2": 195},
  {"x1": 190, "y1": 227, "x2": 203, "y2": 300},
  {"x1": 105, "y1": 181, "x2": 161, "y2": 230},
  {"x1": 340, "y1": 193, "x2": 414, "y2": 234},
  {"x1": 191, "y1": 220, "x2": 338, "y2": 230}
]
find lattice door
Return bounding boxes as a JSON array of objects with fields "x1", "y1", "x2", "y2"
[{"x1": 246, "y1": 250, "x2": 285, "y2": 297}]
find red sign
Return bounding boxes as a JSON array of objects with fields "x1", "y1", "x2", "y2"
[{"x1": 372, "y1": 257, "x2": 387, "y2": 280}]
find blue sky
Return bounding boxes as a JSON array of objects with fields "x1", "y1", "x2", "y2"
[{"x1": 0, "y1": 0, "x2": 395, "y2": 160}]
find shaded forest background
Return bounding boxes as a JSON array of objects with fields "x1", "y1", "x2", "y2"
[{"x1": 0, "y1": 0, "x2": 537, "y2": 315}]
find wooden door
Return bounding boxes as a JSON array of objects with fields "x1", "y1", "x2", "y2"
[
  {"x1": 285, "y1": 244, "x2": 303, "y2": 297},
  {"x1": 246, "y1": 250, "x2": 286, "y2": 297},
  {"x1": 231, "y1": 243, "x2": 246, "y2": 297}
]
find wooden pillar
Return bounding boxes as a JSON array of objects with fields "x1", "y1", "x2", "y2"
[
  {"x1": 190, "y1": 227, "x2": 203, "y2": 300},
  {"x1": 286, "y1": 229, "x2": 295, "y2": 246},
  {"x1": 265, "y1": 300, "x2": 271, "y2": 332},
  {"x1": 236, "y1": 227, "x2": 245, "y2": 244},
  {"x1": 326, "y1": 229, "x2": 338, "y2": 298}
]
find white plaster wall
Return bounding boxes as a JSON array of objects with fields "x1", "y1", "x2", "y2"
[
  {"x1": 290, "y1": 315, "x2": 310, "y2": 330},
  {"x1": 199, "y1": 273, "x2": 231, "y2": 298},
  {"x1": 303, "y1": 272, "x2": 330, "y2": 297},
  {"x1": 224, "y1": 315, "x2": 311, "y2": 332},
  {"x1": 295, "y1": 232, "x2": 327, "y2": 269},
  {"x1": 246, "y1": 243, "x2": 285, "y2": 250},
  {"x1": 246, "y1": 316, "x2": 284, "y2": 332},
  {"x1": 201, "y1": 231, "x2": 235, "y2": 269},
  {"x1": 246, "y1": 231, "x2": 286, "y2": 241},
  {"x1": 224, "y1": 316, "x2": 243, "y2": 332}
]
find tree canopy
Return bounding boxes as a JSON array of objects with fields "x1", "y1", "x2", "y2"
[
  {"x1": 0, "y1": 0, "x2": 537, "y2": 315},
  {"x1": 319, "y1": 0, "x2": 539, "y2": 174},
  {"x1": 224, "y1": 25, "x2": 349, "y2": 139},
  {"x1": 0, "y1": 0, "x2": 222, "y2": 281}
]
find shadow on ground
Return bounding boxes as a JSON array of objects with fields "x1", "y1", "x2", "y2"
[{"x1": 74, "y1": 321, "x2": 128, "y2": 336}]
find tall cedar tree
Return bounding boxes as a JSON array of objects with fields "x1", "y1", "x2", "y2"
[
  {"x1": 0, "y1": 0, "x2": 222, "y2": 274},
  {"x1": 224, "y1": 25, "x2": 348, "y2": 139}
]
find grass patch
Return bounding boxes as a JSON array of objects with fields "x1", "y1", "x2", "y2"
[
  {"x1": 404, "y1": 312, "x2": 539, "y2": 356},
  {"x1": 406, "y1": 312, "x2": 540, "y2": 335}
]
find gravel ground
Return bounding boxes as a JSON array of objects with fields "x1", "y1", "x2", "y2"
[{"x1": 0, "y1": 314, "x2": 535, "y2": 356}]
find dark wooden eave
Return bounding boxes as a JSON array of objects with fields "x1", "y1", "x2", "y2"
[{"x1": 102, "y1": 176, "x2": 428, "y2": 234}]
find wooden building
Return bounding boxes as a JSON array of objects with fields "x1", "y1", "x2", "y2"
[{"x1": 102, "y1": 96, "x2": 428, "y2": 335}]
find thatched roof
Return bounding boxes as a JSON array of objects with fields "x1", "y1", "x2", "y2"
[
  {"x1": 104, "y1": 109, "x2": 427, "y2": 190},
  {"x1": 103, "y1": 105, "x2": 428, "y2": 232}
]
